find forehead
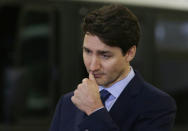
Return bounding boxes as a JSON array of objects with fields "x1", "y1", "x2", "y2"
[{"x1": 83, "y1": 34, "x2": 114, "y2": 51}]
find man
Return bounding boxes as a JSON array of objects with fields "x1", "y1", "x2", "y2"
[{"x1": 50, "y1": 4, "x2": 176, "y2": 131}]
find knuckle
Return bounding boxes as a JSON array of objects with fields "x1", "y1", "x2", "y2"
[
  {"x1": 82, "y1": 78, "x2": 88, "y2": 83},
  {"x1": 77, "y1": 85, "x2": 83, "y2": 91},
  {"x1": 71, "y1": 96, "x2": 77, "y2": 105},
  {"x1": 71, "y1": 96, "x2": 75, "y2": 102},
  {"x1": 77, "y1": 84, "x2": 82, "y2": 88},
  {"x1": 74, "y1": 89, "x2": 78, "y2": 95}
]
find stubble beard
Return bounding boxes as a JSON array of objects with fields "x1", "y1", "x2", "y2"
[{"x1": 97, "y1": 69, "x2": 125, "y2": 88}]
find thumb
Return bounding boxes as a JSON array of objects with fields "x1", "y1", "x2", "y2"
[{"x1": 89, "y1": 72, "x2": 96, "y2": 83}]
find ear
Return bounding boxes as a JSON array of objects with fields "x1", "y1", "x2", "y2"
[{"x1": 125, "y1": 45, "x2": 136, "y2": 62}]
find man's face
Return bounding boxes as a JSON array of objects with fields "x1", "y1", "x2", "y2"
[{"x1": 83, "y1": 34, "x2": 131, "y2": 88}]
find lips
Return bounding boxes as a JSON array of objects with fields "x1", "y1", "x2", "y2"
[{"x1": 93, "y1": 73, "x2": 104, "y2": 78}]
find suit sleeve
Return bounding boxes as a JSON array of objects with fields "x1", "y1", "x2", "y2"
[
  {"x1": 49, "y1": 96, "x2": 63, "y2": 131},
  {"x1": 79, "y1": 107, "x2": 120, "y2": 131},
  {"x1": 78, "y1": 94, "x2": 176, "y2": 131}
]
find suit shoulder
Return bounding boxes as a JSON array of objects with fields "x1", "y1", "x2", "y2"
[
  {"x1": 58, "y1": 92, "x2": 73, "y2": 105},
  {"x1": 139, "y1": 81, "x2": 176, "y2": 110},
  {"x1": 64, "y1": 91, "x2": 74, "y2": 98},
  {"x1": 142, "y1": 81, "x2": 173, "y2": 99},
  {"x1": 133, "y1": 73, "x2": 175, "y2": 103}
]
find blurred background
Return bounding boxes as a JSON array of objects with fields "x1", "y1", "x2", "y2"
[{"x1": 0, "y1": 0, "x2": 188, "y2": 131}]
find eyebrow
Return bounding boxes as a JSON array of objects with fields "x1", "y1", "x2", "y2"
[
  {"x1": 98, "y1": 50, "x2": 112, "y2": 55},
  {"x1": 83, "y1": 46, "x2": 112, "y2": 55},
  {"x1": 83, "y1": 46, "x2": 90, "y2": 52}
]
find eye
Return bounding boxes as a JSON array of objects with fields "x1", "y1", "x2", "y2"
[
  {"x1": 101, "y1": 54, "x2": 111, "y2": 59},
  {"x1": 83, "y1": 48, "x2": 92, "y2": 54}
]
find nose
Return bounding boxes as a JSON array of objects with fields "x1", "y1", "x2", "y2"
[{"x1": 89, "y1": 56, "x2": 101, "y2": 72}]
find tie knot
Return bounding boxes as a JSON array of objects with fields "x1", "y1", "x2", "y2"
[{"x1": 100, "y1": 89, "x2": 111, "y2": 105}]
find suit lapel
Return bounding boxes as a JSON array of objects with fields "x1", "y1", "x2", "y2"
[{"x1": 109, "y1": 73, "x2": 144, "y2": 125}]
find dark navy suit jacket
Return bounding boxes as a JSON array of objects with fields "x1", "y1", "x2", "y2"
[{"x1": 50, "y1": 73, "x2": 176, "y2": 131}]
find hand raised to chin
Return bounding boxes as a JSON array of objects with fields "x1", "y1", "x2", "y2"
[{"x1": 71, "y1": 73, "x2": 104, "y2": 115}]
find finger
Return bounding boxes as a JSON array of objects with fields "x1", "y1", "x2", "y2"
[
  {"x1": 89, "y1": 72, "x2": 96, "y2": 83},
  {"x1": 71, "y1": 96, "x2": 75, "y2": 104},
  {"x1": 71, "y1": 96, "x2": 78, "y2": 106},
  {"x1": 82, "y1": 78, "x2": 88, "y2": 83}
]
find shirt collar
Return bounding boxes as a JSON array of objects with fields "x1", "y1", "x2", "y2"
[{"x1": 99, "y1": 67, "x2": 135, "y2": 99}]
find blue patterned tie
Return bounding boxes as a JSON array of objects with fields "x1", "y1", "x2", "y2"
[{"x1": 100, "y1": 89, "x2": 111, "y2": 105}]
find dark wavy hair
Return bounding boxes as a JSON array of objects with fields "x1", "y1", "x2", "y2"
[{"x1": 82, "y1": 4, "x2": 141, "y2": 55}]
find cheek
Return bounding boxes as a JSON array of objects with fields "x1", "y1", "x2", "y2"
[
  {"x1": 103, "y1": 59, "x2": 125, "y2": 73},
  {"x1": 102, "y1": 60, "x2": 118, "y2": 72}
]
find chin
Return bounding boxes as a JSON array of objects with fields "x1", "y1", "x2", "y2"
[
  {"x1": 96, "y1": 81, "x2": 108, "y2": 87},
  {"x1": 96, "y1": 81, "x2": 104, "y2": 86}
]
